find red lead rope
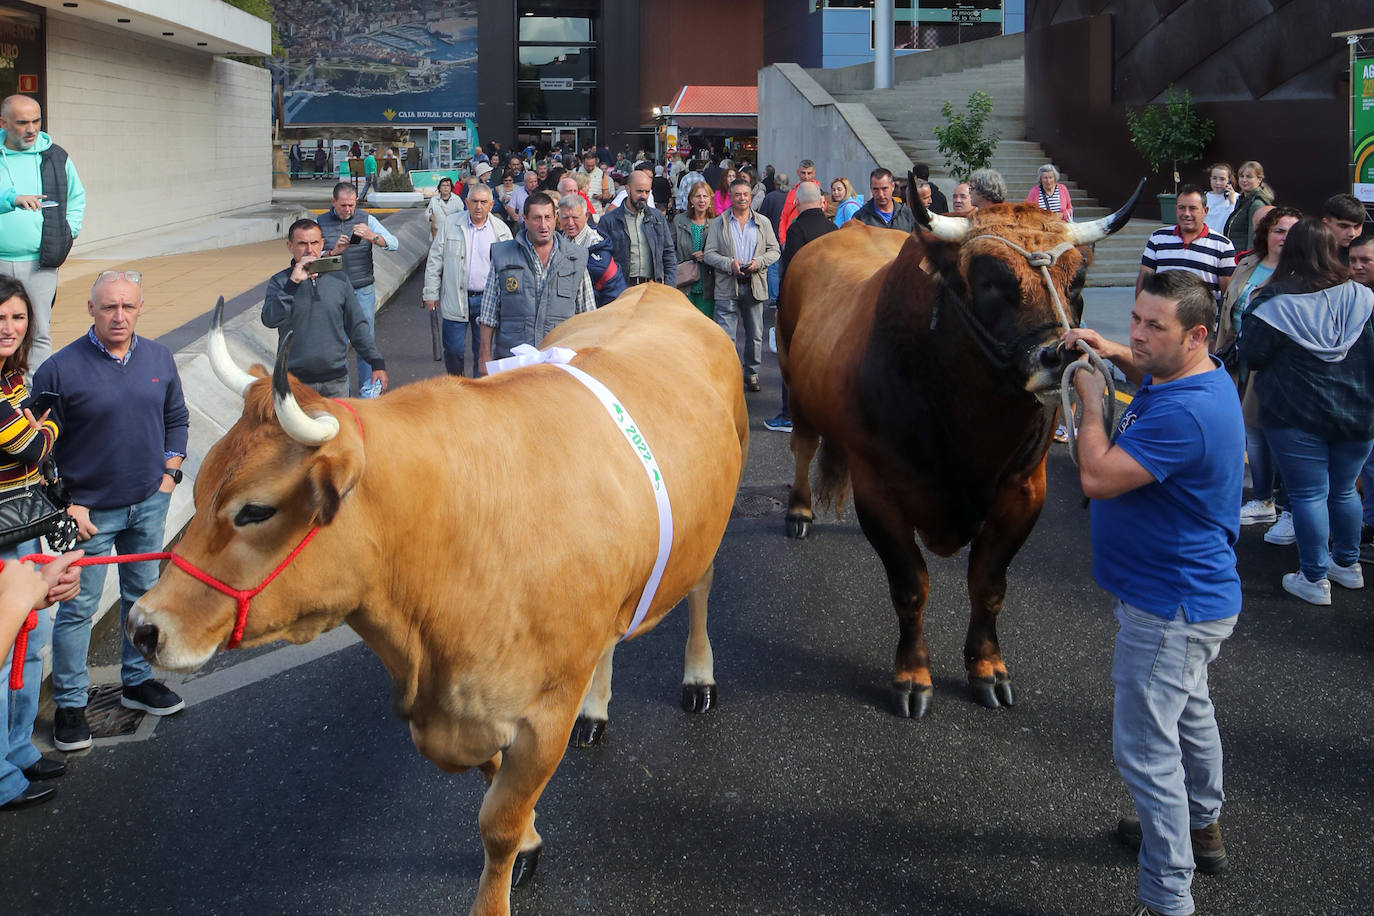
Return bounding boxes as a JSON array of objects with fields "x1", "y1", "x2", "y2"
[{"x1": 5, "y1": 399, "x2": 362, "y2": 690}]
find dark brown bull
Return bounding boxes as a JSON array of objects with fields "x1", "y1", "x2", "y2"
[{"x1": 777, "y1": 185, "x2": 1142, "y2": 718}]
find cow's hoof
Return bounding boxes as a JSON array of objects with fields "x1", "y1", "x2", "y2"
[
  {"x1": 511, "y1": 845, "x2": 542, "y2": 888},
  {"x1": 995, "y1": 674, "x2": 1015, "y2": 708},
  {"x1": 568, "y1": 717, "x2": 606, "y2": 747},
  {"x1": 682, "y1": 683, "x2": 717, "y2": 714},
  {"x1": 889, "y1": 684, "x2": 932, "y2": 719},
  {"x1": 785, "y1": 514, "x2": 812, "y2": 539},
  {"x1": 969, "y1": 676, "x2": 1010, "y2": 709}
]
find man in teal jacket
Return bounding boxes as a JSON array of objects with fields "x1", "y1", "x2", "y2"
[{"x1": 0, "y1": 94, "x2": 85, "y2": 372}]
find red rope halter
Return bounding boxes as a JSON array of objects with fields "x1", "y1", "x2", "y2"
[{"x1": 6, "y1": 399, "x2": 362, "y2": 688}]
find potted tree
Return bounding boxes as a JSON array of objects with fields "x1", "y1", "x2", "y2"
[
  {"x1": 933, "y1": 90, "x2": 1000, "y2": 182},
  {"x1": 1126, "y1": 85, "x2": 1215, "y2": 224}
]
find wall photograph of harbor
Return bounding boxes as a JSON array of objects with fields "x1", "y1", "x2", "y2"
[{"x1": 275, "y1": 0, "x2": 477, "y2": 126}]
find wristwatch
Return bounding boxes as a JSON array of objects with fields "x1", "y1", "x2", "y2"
[{"x1": 163, "y1": 468, "x2": 184, "y2": 484}]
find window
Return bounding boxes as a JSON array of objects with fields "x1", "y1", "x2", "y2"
[{"x1": 0, "y1": 1, "x2": 45, "y2": 106}]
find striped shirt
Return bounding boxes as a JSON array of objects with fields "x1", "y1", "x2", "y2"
[
  {"x1": 0, "y1": 370, "x2": 58, "y2": 492},
  {"x1": 1141, "y1": 225, "x2": 1237, "y2": 302},
  {"x1": 1037, "y1": 187, "x2": 1061, "y2": 212}
]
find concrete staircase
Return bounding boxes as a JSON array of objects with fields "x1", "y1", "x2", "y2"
[{"x1": 827, "y1": 57, "x2": 1149, "y2": 286}]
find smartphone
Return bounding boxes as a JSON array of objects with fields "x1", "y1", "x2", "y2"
[
  {"x1": 311, "y1": 255, "x2": 344, "y2": 273},
  {"x1": 28, "y1": 390, "x2": 59, "y2": 414},
  {"x1": 40, "y1": 200, "x2": 59, "y2": 208}
]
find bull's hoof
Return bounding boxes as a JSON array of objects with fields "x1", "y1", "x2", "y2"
[
  {"x1": 785, "y1": 514, "x2": 812, "y2": 539},
  {"x1": 568, "y1": 717, "x2": 606, "y2": 747},
  {"x1": 970, "y1": 675, "x2": 1014, "y2": 709},
  {"x1": 511, "y1": 845, "x2": 542, "y2": 888},
  {"x1": 682, "y1": 683, "x2": 717, "y2": 714},
  {"x1": 995, "y1": 674, "x2": 1015, "y2": 708},
  {"x1": 889, "y1": 683, "x2": 933, "y2": 719}
]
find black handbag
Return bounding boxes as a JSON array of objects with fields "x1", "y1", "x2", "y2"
[{"x1": 0, "y1": 460, "x2": 79, "y2": 552}]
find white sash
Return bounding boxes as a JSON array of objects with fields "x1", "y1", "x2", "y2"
[{"x1": 487, "y1": 344, "x2": 672, "y2": 641}]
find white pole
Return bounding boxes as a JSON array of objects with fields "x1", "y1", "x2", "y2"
[{"x1": 874, "y1": 0, "x2": 894, "y2": 90}]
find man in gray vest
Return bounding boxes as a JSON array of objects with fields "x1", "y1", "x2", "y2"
[
  {"x1": 315, "y1": 182, "x2": 398, "y2": 395},
  {"x1": 0, "y1": 94, "x2": 86, "y2": 372},
  {"x1": 476, "y1": 193, "x2": 595, "y2": 373}
]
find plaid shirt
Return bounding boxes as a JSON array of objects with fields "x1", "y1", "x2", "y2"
[{"x1": 479, "y1": 232, "x2": 595, "y2": 328}]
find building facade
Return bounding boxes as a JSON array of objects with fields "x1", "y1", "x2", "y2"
[{"x1": 1, "y1": 0, "x2": 271, "y2": 252}]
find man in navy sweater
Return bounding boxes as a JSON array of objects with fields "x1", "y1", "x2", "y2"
[{"x1": 34, "y1": 270, "x2": 190, "y2": 753}]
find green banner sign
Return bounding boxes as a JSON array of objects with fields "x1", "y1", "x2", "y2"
[{"x1": 1355, "y1": 53, "x2": 1374, "y2": 202}]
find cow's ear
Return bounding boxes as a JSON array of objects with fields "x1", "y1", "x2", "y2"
[{"x1": 306, "y1": 448, "x2": 363, "y2": 526}]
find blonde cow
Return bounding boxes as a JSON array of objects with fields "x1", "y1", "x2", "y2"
[{"x1": 127, "y1": 285, "x2": 748, "y2": 916}]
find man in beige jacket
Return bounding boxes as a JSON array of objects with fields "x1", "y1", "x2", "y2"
[{"x1": 704, "y1": 177, "x2": 781, "y2": 391}]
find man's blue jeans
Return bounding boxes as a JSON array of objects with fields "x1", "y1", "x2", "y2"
[
  {"x1": 440, "y1": 291, "x2": 484, "y2": 377},
  {"x1": 715, "y1": 291, "x2": 764, "y2": 378},
  {"x1": 1112, "y1": 599, "x2": 1236, "y2": 916},
  {"x1": 51, "y1": 489, "x2": 170, "y2": 709},
  {"x1": 1, "y1": 538, "x2": 45, "y2": 805},
  {"x1": 766, "y1": 260, "x2": 780, "y2": 305},
  {"x1": 1265, "y1": 427, "x2": 1373, "y2": 582},
  {"x1": 355, "y1": 283, "x2": 377, "y2": 391}
]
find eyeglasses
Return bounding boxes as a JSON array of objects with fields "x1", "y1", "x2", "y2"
[{"x1": 95, "y1": 270, "x2": 143, "y2": 284}]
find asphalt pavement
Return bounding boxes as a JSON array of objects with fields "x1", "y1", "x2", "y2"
[{"x1": 1, "y1": 272, "x2": 1370, "y2": 915}]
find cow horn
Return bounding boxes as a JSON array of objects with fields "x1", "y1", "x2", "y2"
[
  {"x1": 1066, "y1": 178, "x2": 1147, "y2": 246},
  {"x1": 911, "y1": 194, "x2": 972, "y2": 243},
  {"x1": 208, "y1": 296, "x2": 257, "y2": 397},
  {"x1": 272, "y1": 332, "x2": 340, "y2": 445}
]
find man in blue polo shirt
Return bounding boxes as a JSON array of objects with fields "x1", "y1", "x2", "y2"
[
  {"x1": 1063, "y1": 270, "x2": 1244, "y2": 916},
  {"x1": 35, "y1": 270, "x2": 191, "y2": 753}
]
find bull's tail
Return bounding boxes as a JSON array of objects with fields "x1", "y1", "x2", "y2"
[{"x1": 813, "y1": 437, "x2": 851, "y2": 516}]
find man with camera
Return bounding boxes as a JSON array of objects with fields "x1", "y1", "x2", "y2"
[
  {"x1": 315, "y1": 183, "x2": 398, "y2": 396},
  {"x1": 263, "y1": 218, "x2": 388, "y2": 399},
  {"x1": 704, "y1": 176, "x2": 780, "y2": 392}
]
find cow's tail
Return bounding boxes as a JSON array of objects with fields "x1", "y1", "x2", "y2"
[{"x1": 813, "y1": 437, "x2": 851, "y2": 516}]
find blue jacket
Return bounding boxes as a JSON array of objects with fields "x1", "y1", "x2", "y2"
[
  {"x1": 597, "y1": 204, "x2": 677, "y2": 286},
  {"x1": 573, "y1": 227, "x2": 626, "y2": 306}
]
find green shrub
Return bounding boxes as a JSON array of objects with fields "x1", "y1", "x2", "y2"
[
  {"x1": 932, "y1": 91, "x2": 1000, "y2": 183},
  {"x1": 1125, "y1": 86, "x2": 1214, "y2": 194},
  {"x1": 378, "y1": 171, "x2": 414, "y2": 193}
]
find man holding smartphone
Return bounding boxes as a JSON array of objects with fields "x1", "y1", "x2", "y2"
[
  {"x1": 262, "y1": 218, "x2": 388, "y2": 399},
  {"x1": 704, "y1": 177, "x2": 780, "y2": 392},
  {"x1": 0, "y1": 94, "x2": 86, "y2": 373},
  {"x1": 315, "y1": 183, "x2": 398, "y2": 396}
]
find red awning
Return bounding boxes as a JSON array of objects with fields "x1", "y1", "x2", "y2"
[{"x1": 668, "y1": 85, "x2": 758, "y2": 130}]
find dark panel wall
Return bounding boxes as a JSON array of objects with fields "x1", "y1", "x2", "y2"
[
  {"x1": 477, "y1": 0, "x2": 515, "y2": 149},
  {"x1": 762, "y1": 0, "x2": 822, "y2": 67},
  {"x1": 639, "y1": 0, "x2": 766, "y2": 117},
  {"x1": 1026, "y1": 1, "x2": 1366, "y2": 219},
  {"x1": 602, "y1": 0, "x2": 643, "y2": 150}
]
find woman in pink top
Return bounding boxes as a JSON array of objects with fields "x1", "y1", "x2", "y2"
[
  {"x1": 1026, "y1": 164, "x2": 1073, "y2": 222},
  {"x1": 712, "y1": 168, "x2": 737, "y2": 217}
]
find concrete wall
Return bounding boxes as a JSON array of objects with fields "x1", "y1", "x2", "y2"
[
  {"x1": 45, "y1": 13, "x2": 271, "y2": 253},
  {"x1": 758, "y1": 63, "x2": 911, "y2": 191}
]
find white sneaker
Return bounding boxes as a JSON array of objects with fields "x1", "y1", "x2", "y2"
[
  {"x1": 1282, "y1": 572, "x2": 1331, "y2": 606},
  {"x1": 1239, "y1": 498, "x2": 1277, "y2": 525},
  {"x1": 1264, "y1": 511, "x2": 1296, "y2": 545},
  {"x1": 1327, "y1": 562, "x2": 1365, "y2": 590}
]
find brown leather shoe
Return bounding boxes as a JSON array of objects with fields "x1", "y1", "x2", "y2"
[
  {"x1": 1116, "y1": 815, "x2": 1230, "y2": 875},
  {"x1": 1190, "y1": 821, "x2": 1229, "y2": 874}
]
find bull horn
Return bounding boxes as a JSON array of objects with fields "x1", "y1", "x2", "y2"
[
  {"x1": 208, "y1": 296, "x2": 257, "y2": 397},
  {"x1": 911, "y1": 194, "x2": 971, "y2": 243},
  {"x1": 1066, "y1": 178, "x2": 1147, "y2": 246},
  {"x1": 272, "y1": 331, "x2": 340, "y2": 445}
]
